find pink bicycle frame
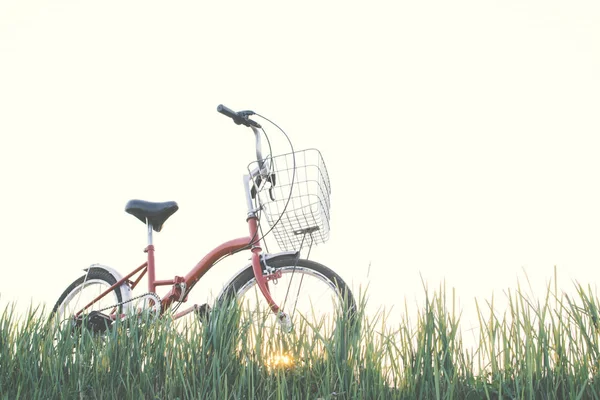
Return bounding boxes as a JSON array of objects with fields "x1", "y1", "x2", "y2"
[
  {"x1": 75, "y1": 124, "x2": 281, "y2": 320},
  {"x1": 75, "y1": 215, "x2": 279, "y2": 319}
]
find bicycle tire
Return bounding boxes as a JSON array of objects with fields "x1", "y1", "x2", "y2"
[
  {"x1": 51, "y1": 268, "x2": 124, "y2": 324},
  {"x1": 219, "y1": 254, "x2": 356, "y2": 335}
]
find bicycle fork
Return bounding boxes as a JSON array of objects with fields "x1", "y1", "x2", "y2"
[{"x1": 247, "y1": 218, "x2": 293, "y2": 332}]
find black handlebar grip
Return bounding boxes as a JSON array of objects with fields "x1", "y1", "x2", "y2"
[
  {"x1": 217, "y1": 104, "x2": 246, "y2": 126},
  {"x1": 217, "y1": 104, "x2": 244, "y2": 125}
]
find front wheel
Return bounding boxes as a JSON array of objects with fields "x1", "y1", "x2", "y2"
[{"x1": 219, "y1": 254, "x2": 356, "y2": 337}]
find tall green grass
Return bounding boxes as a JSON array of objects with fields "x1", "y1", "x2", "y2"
[{"x1": 2, "y1": 277, "x2": 600, "y2": 399}]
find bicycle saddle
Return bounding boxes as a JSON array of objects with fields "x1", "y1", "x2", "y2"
[{"x1": 125, "y1": 199, "x2": 179, "y2": 232}]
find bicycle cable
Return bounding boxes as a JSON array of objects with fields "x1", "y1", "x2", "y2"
[
  {"x1": 249, "y1": 113, "x2": 297, "y2": 247},
  {"x1": 246, "y1": 124, "x2": 274, "y2": 249}
]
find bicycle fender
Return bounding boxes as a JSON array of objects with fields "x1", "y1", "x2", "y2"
[{"x1": 83, "y1": 264, "x2": 133, "y2": 312}]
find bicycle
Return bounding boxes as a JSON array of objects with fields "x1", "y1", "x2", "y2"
[{"x1": 51, "y1": 105, "x2": 355, "y2": 336}]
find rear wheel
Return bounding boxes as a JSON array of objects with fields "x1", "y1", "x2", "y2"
[{"x1": 51, "y1": 268, "x2": 124, "y2": 327}]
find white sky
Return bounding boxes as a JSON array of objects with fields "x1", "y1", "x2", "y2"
[{"x1": 1, "y1": 1, "x2": 599, "y2": 333}]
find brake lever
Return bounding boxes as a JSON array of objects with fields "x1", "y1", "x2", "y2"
[
  {"x1": 239, "y1": 110, "x2": 262, "y2": 128},
  {"x1": 251, "y1": 176, "x2": 262, "y2": 199},
  {"x1": 267, "y1": 173, "x2": 276, "y2": 201},
  {"x1": 252, "y1": 173, "x2": 277, "y2": 200}
]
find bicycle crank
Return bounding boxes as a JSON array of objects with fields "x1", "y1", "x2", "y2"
[{"x1": 74, "y1": 310, "x2": 114, "y2": 334}]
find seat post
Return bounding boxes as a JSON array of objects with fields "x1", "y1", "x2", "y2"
[
  {"x1": 146, "y1": 219, "x2": 154, "y2": 246},
  {"x1": 145, "y1": 219, "x2": 156, "y2": 292}
]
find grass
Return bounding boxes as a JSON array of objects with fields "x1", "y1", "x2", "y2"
[{"x1": 2, "y1": 275, "x2": 600, "y2": 399}]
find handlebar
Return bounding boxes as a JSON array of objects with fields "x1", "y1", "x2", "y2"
[
  {"x1": 217, "y1": 104, "x2": 269, "y2": 179},
  {"x1": 218, "y1": 104, "x2": 280, "y2": 208}
]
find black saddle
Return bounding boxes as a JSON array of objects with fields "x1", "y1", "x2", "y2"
[{"x1": 125, "y1": 199, "x2": 179, "y2": 232}]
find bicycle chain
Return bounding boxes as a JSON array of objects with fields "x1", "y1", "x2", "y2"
[{"x1": 95, "y1": 292, "x2": 161, "y2": 314}]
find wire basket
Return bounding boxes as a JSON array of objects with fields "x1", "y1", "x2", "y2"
[{"x1": 248, "y1": 148, "x2": 331, "y2": 251}]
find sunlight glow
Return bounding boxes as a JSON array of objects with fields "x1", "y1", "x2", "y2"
[{"x1": 267, "y1": 353, "x2": 294, "y2": 369}]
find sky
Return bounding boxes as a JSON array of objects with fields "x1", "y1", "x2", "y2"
[{"x1": 1, "y1": 1, "x2": 599, "y2": 335}]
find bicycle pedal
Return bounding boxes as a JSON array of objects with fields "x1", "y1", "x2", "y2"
[{"x1": 194, "y1": 303, "x2": 211, "y2": 321}]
